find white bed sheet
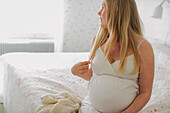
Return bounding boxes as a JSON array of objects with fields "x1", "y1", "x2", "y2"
[{"x1": 1, "y1": 41, "x2": 170, "y2": 113}]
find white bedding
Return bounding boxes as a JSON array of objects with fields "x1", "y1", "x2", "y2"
[
  {"x1": 1, "y1": 41, "x2": 170, "y2": 113},
  {"x1": 2, "y1": 52, "x2": 89, "y2": 113}
]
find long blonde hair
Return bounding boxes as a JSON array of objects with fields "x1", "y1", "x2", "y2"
[{"x1": 89, "y1": 0, "x2": 143, "y2": 74}]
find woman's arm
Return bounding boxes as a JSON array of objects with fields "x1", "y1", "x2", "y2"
[
  {"x1": 71, "y1": 36, "x2": 96, "y2": 81},
  {"x1": 122, "y1": 40, "x2": 155, "y2": 113}
]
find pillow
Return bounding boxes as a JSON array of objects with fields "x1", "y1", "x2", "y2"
[
  {"x1": 149, "y1": 39, "x2": 170, "y2": 56},
  {"x1": 142, "y1": 16, "x2": 169, "y2": 42}
]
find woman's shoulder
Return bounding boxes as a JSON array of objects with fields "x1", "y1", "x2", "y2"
[
  {"x1": 136, "y1": 36, "x2": 154, "y2": 61},
  {"x1": 134, "y1": 33, "x2": 151, "y2": 48},
  {"x1": 136, "y1": 36, "x2": 152, "y2": 51}
]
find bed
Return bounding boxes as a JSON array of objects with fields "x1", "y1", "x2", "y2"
[
  {"x1": 1, "y1": 52, "x2": 89, "y2": 113},
  {"x1": 1, "y1": 40, "x2": 170, "y2": 113}
]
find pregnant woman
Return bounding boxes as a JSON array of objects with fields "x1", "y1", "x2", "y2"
[{"x1": 71, "y1": 0, "x2": 154, "y2": 113}]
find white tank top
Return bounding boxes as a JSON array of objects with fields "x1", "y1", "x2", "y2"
[{"x1": 88, "y1": 41, "x2": 144, "y2": 113}]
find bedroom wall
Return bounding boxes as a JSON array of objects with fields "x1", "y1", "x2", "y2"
[
  {"x1": 137, "y1": 0, "x2": 170, "y2": 45},
  {"x1": 63, "y1": 0, "x2": 170, "y2": 52},
  {"x1": 63, "y1": 0, "x2": 101, "y2": 52}
]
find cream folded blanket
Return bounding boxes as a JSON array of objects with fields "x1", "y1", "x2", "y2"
[{"x1": 36, "y1": 92, "x2": 82, "y2": 113}]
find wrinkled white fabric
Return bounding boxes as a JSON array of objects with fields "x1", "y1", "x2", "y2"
[
  {"x1": 36, "y1": 92, "x2": 81, "y2": 113},
  {"x1": 2, "y1": 53, "x2": 89, "y2": 113}
]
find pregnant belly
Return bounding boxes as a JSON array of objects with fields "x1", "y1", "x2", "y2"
[{"x1": 88, "y1": 75, "x2": 139, "y2": 113}]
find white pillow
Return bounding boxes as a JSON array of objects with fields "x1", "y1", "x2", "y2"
[{"x1": 149, "y1": 39, "x2": 170, "y2": 56}]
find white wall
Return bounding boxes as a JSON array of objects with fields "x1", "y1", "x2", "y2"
[
  {"x1": 0, "y1": 0, "x2": 63, "y2": 37},
  {"x1": 63, "y1": 0, "x2": 101, "y2": 52},
  {"x1": 137, "y1": 0, "x2": 170, "y2": 44}
]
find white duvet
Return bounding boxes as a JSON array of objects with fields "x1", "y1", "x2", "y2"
[{"x1": 1, "y1": 41, "x2": 170, "y2": 113}]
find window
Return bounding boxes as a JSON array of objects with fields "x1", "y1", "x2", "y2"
[{"x1": 0, "y1": 0, "x2": 64, "y2": 51}]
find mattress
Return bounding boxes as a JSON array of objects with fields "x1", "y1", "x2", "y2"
[{"x1": 1, "y1": 41, "x2": 170, "y2": 113}]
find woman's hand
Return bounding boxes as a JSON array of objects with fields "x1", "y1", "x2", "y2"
[{"x1": 71, "y1": 61, "x2": 92, "y2": 81}]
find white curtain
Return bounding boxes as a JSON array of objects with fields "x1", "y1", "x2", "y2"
[{"x1": 0, "y1": 0, "x2": 64, "y2": 52}]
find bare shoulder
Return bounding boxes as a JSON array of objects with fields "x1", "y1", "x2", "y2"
[
  {"x1": 137, "y1": 38, "x2": 153, "y2": 56},
  {"x1": 135, "y1": 34, "x2": 153, "y2": 54},
  {"x1": 137, "y1": 37, "x2": 154, "y2": 67}
]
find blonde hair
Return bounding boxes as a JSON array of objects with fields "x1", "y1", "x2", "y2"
[{"x1": 89, "y1": 0, "x2": 143, "y2": 74}]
